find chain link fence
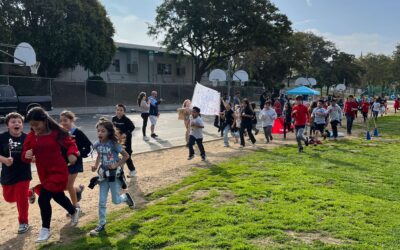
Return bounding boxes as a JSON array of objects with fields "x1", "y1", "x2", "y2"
[{"x1": 0, "y1": 75, "x2": 265, "y2": 108}]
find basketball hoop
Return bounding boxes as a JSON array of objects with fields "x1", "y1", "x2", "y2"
[{"x1": 30, "y1": 62, "x2": 40, "y2": 75}]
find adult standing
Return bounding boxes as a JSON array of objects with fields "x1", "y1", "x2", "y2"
[
  {"x1": 137, "y1": 92, "x2": 150, "y2": 141},
  {"x1": 149, "y1": 91, "x2": 161, "y2": 138},
  {"x1": 344, "y1": 95, "x2": 358, "y2": 135}
]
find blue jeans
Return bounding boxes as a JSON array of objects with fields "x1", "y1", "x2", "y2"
[
  {"x1": 223, "y1": 125, "x2": 234, "y2": 146},
  {"x1": 98, "y1": 179, "x2": 127, "y2": 226}
]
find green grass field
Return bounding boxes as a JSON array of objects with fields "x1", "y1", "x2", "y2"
[{"x1": 47, "y1": 116, "x2": 400, "y2": 250}]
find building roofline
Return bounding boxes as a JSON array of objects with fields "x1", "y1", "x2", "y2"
[{"x1": 115, "y1": 42, "x2": 181, "y2": 55}]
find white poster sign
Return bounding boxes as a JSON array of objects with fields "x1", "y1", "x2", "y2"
[{"x1": 191, "y1": 82, "x2": 221, "y2": 115}]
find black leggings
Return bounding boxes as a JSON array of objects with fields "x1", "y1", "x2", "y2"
[
  {"x1": 126, "y1": 151, "x2": 136, "y2": 171},
  {"x1": 141, "y1": 113, "x2": 149, "y2": 136},
  {"x1": 240, "y1": 122, "x2": 256, "y2": 146},
  {"x1": 38, "y1": 188, "x2": 76, "y2": 229}
]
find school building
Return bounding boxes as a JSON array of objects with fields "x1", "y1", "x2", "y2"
[{"x1": 56, "y1": 42, "x2": 195, "y2": 85}]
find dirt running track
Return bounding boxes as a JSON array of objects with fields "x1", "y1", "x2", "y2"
[{"x1": 0, "y1": 114, "x2": 381, "y2": 250}]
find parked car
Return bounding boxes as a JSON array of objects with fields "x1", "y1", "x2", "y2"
[{"x1": 0, "y1": 85, "x2": 52, "y2": 116}]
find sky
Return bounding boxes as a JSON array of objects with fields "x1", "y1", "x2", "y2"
[{"x1": 99, "y1": 0, "x2": 400, "y2": 56}]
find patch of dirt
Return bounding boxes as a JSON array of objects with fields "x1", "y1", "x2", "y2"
[
  {"x1": 286, "y1": 230, "x2": 347, "y2": 245},
  {"x1": 191, "y1": 190, "x2": 210, "y2": 201},
  {"x1": 250, "y1": 237, "x2": 276, "y2": 247},
  {"x1": 0, "y1": 132, "x2": 292, "y2": 250}
]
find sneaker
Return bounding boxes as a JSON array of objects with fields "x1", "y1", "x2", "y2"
[
  {"x1": 35, "y1": 228, "x2": 51, "y2": 243},
  {"x1": 224, "y1": 144, "x2": 229, "y2": 147},
  {"x1": 187, "y1": 155, "x2": 194, "y2": 160},
  {"x1": 305, "y1": 137, "x2": 309, "y2": 146},
  {"x1": 90, "y1": 224, "x2": 106, "y2": 236},
  {"x1": 18, "y1": 224, "x2": 30, "y2": 234},
  {"x1": 151, "y1": 133, "x2": 158, "y2": 138},
  {"x1": 28, "y1": 187, "x2": 36, "y2": 204},
  {"x1": 265, "y1": 141, "x2": 269, "y2": 144},
  {"x1": 239, "y1": 145, "x2": 244, "y2": 148},
  {"x1": 127, "y1": 170, "x2": 137, "y2": 178},
  {"x1": 125, "y1": 192, "x2": 135, "y2": 209},
  {"x1": 252, "y1": 143, "x2": 256, "y2": 147},
  {"x1": 201, "y1": 156, "x2": 206, "y2": 161},
  {"x1": 298, "y1": 147, "x2": 304, "y2": 153},
  {"x1": 71, "y1": 207, "x2": 81, "y2": 226},
  {"x1": 76, "y1": 184, "x2": 85, "y2": 202},
  {"x1": 143, "y1": 136, "x2": 150, "y2": 141}
]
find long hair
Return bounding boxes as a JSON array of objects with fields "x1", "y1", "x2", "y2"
[
  {"x1": 26, "y1": 107, "x2": 69, "y2": 141},
  {"x1": 242, "y1": 98, "x2": 253, "y2": 112},
  {"x1": 96, "y1": 117, "x2": 123, "y2": 145},
  {"x1": 137, "y1": 92, "x2": 146, "y2": 106},
  {"x1": 182, "y1": 99, "x2": 191, "y2": 108}
]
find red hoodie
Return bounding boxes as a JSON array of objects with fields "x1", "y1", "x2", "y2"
[
  {"x1": 22, "y1": 130, "x2": 79, "y2": 193},
  {"x1": 291, "y1": 104, "x2": 310, "y2": 126},
  {"x1": 361, "y1": 101, "x2": 369, "y2": 113}
]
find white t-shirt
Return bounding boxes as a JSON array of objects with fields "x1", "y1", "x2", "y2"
[
  {"x1": 190, "y1": 116, "x2": 204, "y2": 139},
  {"x1": 372, "y1": 102, "x2": 380, "y2": 112}
]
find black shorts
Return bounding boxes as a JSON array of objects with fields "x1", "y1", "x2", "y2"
[
  {"x1": 315, "y1": 123, "x2": 325, "y2": 133},
  {"x1": 68, "y1": 162, "x2": 83, "y2": 174}
]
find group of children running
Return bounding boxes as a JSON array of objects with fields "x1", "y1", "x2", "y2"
[
  {"x1": 0, "y1": 104, "x2": 136, "y2": 243},
  {"x1": 1, "y1": 91, "x2": 397, "y2": 243}
]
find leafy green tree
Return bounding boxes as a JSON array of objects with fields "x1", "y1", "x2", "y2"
[
  {"x1": 148, "y1": 0, "x2": 292, "y2": 82},
  {"x1": 0, "y1": 0, "x2": 115, "y2": 77},
  {"x1": 358, "y1": 53, "x2": 394, "y2": 95}
]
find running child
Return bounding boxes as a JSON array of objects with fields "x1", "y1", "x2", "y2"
[
  {"x1": 327, "y1": 99, "x2": 342, "y2": 140},
  {"x1": 0, "y1": 112, "x2": 35, "y2": 234},
  {"x1": 259, "y1": 101, "x2": 277, "y2": 143},
  {"x1": 372, "y1": 98, "x2": 380, "y2": 121},
  {"x1": 90, "y1": 118, "x2": 135, "y2": 236},
  {"x1": 250, "y1": 102, "x2": 260, "y2": 135},
  {"x1": 222, "y1": 102, "x2": 235, "y2": 147},
  {"x1": 60, "y1": 111, "x2": 92, "y2": 211},
  {"x1": 22, "y1": 107, "x2": 81, "y2": 243},
  {"x1": 112, "y1": 104, "x2": 136, "y2": 178},
  {"x1": 360, "y1": 97, "x2": 370, "y2": 123},
  {"x1": 239, "y1": 99, "x2": 257, "y2": 148},
  {"x1": 311, "y1": 100, "x2": 328, "y2": 145},
  {"x1": 187, "y1": 107, "x2": 206, "y2": 161},
  {"x1": 291, "y1": 96, "x2": 310, "y2": 152},
  {"x1": 394, "y1": 97, "x2": 400, "y2": 113}
]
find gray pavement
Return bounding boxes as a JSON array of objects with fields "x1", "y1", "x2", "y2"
[{"x1": 0, "y1": 111, "x2": 222, "y2": 156}]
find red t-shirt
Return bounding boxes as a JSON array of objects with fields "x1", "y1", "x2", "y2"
[
  {"x1": 395, "y1": 100, "x2": 400, "y2": 109},
  {"x1": 344, "y1": 101, "x2": 358, "y2": 117},
  {"x1": 291, "y1": 104, "x2": 310, "y2": 126},
  {"x1": 22, "y1": 130, "x2": 79, "y2": 193},
  {"x1": 361, "y1": 101, "x2": 369, "y2": 113}
]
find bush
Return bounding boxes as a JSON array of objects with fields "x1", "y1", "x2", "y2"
[{"x1": 86, "y1": 75, "x2": 107, "y2": 96}]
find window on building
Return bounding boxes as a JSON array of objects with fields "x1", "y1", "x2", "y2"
[
  {"x1": 113, "y1": 59, "x2": 120, "y2": 72},
  {"x1": 127, "y1": 63, "x2": 138, "y2": 74},
  {"x1": 157, "y1": 63, "x2": 172, "y2": 75},
  {"x1": 176, "y1": 66, "x2": 186, "y2": 76}
]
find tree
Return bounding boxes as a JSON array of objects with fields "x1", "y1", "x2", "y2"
[
  {"x1": 148, "y1": 0, "x2": 292, "y2": 82},
  {"x1": 0, "y1": 0, "x2": 115, "y2": 77},
  {"x1": 358, "y1": 53, "x2": 394, "y2": 95}
]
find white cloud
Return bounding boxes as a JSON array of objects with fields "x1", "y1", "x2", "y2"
[
  {"x1": 109, "y1": 14, "x2": 161, "y2": 46},
  {"x1": 304, "y1": 28, "x2": 395, "y2": 56},
  {"x1": 305, "y1": 0, "x2": 312, "y2": 7}
]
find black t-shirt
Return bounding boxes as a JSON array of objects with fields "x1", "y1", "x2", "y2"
[
  {"x1": 0, "y1": 132, "x2": 32, "y2": 185},
  {"x1": 112, "y1": 115, "x2": 135, "y2": 152},
  {"x1": 241, "y1": 107, "x2": 255, "y2": 124},
  {"x1": 224, "y1": 109, "x2": 234, "y2": 126}
]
